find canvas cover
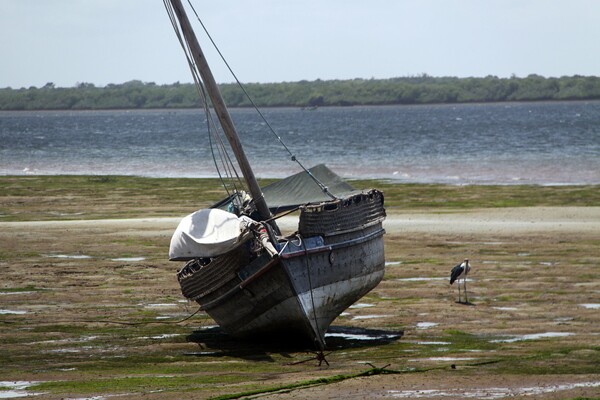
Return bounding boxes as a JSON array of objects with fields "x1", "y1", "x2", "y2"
[
  {"x1": 169, "y1": 208, "x2": 246, "y2": 261},
  {"x1": 169, "y1": 165, "x2": 357, "y2": 261},
  {"x1": 214, "y1": 164, "x2": 358, "y2": 213}
]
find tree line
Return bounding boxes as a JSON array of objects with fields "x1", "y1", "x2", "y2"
[{"x1": 1, "y1": 75, "x2": 599, "y2": 110}]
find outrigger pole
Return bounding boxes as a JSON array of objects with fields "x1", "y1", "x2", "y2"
[{"x1": 168, "y1": 0, "x2": 274, "y2": 224}]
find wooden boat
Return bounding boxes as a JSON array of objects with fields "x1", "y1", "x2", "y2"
[{"x1": 164, "y1": 0, "x2": 386, "y2": 350}]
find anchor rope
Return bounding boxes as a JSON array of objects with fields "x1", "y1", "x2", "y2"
[
  {"x1": 81, "y1": 306, "x2": 204, "y2": 326},
  {"x1": 1, "y1": 306, "x2": 205, "y2": 327},
  {"x1": 300, "y1": 234, "x2": 325, "y2": 351}
]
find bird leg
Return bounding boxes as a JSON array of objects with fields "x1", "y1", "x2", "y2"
[
  {"x1": 463, "y1": 277, "x2": 468, "y2": 304},
  {"x1": 457, "y1": 282, "x2": 462, "y2": 303}
]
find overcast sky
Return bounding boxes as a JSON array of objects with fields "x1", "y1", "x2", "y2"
[{"x1": 1, "y1": 0, "x2": 599, "y2": 88}]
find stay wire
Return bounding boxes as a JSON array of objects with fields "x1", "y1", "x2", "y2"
[
  {"x1": 164, "y1": 0, "x2": 245, "y2": 197},
  {"x1": 185, "y1": 0, "x2": 337, "y2": 200}
]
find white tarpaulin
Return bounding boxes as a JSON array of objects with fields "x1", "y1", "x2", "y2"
[{"x1": 169, "y1": 208, "x2": 247, "y2": 261}]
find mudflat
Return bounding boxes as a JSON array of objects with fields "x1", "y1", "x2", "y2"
[{"x1": 1, "y1": 178, "x2": 599, "y2": 399}]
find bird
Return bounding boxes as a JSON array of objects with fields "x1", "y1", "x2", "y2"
[{"x1": 450, "y1": 259, "x2": 471, "y2": 304}]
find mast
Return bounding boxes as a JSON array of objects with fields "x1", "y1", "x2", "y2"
[{"x1": 168, "y1": 0, "x2": 273, "y2": 223}]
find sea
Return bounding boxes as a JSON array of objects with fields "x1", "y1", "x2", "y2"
[{"x1": 1, "y1": 101, "x2": 599, "y2": 185}]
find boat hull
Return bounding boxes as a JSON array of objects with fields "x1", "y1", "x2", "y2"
[{"x1": 177, "y1": 190, "x2": 386, "y2": 348}]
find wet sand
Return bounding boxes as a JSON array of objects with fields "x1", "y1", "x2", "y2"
[{"x1": 1, "y1": 207, "x2": 599, "y2": 399}]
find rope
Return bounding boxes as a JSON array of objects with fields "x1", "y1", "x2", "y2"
[
  {"x1": 3, "y1": 306, "x2": 204, "y2": 327},
  {"x1": 85, "y1": 306, "x2": 204, "y2": 326},
  {"x1": 184, "y1": 0, "x2": 337, "y2": 200},
  {"x1": 264, "y1": 205, "x2": 301, "y2": 223},
  {"x1": 163, "y1": 0, "x2": 246, "y2": 198},
  {"x1": 300, "y1": 234, "x2": 325, "y2": 350}
]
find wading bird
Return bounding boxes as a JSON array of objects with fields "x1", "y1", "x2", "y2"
[{"x1": 450, "y1": 259, "x2": 471, "y2": 304}]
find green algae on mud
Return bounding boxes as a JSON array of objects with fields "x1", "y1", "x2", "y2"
[
  {"x1": 1, "y1": 175, "x2": 599, "y2": 222},
  {"x1": 0, "y1": 175, "x2": 230, "y2": 222},
  {"x1": 1, "y1": 176, "x2": 599, "y2": 399}
]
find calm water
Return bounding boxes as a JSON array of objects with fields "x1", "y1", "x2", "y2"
[{"x1": 1, "y1": 102, "x2": 599, "y2": 185}]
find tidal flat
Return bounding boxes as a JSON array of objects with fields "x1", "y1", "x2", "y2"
[{"x1": 1, "y1": 176, "x2": 599, "y2": 399}]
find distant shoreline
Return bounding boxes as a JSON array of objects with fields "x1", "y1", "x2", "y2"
[
  {"x1": 2, "y1": 75, "x2": 599, "y2": 110},
  {"x1": 1, "y1": 98, "x2": 599, "y2": 113}
]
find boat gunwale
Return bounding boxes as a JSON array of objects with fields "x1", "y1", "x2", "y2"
[
  {"x1": 315, "y1": 217, "x2": 386, "y2": 237},
  {"x1": 279, "y1": 226, "x2": 385, "y2": 259}
]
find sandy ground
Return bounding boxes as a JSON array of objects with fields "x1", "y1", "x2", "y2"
[
  {"x1": 4, "y1": 206, "x2": 599, "y2": 234},
  {"x1": 383, "y1": 207, "x2": 600, "y2": 235},
  {"x1": 1, "y1": 207, "x2": 599, "y2": 399}
]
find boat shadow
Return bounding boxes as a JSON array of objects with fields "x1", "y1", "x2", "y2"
[{"x1": 184, "y1": 325, "x2": 404, "y2": 362}]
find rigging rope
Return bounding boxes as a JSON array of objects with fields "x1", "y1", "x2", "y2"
[
  {"x1": 163, "y1": 0, "x2": 246, "y2": 199},
  {"x1": 184, "y1": 0, "x2": 337, "y2": 200}
]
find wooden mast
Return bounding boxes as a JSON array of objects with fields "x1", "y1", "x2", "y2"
[{"x1": 168, "y1": 0, "x2": 273, "y2": 223}]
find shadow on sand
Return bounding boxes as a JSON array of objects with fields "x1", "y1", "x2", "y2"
[
  {"x1": 184, "y1": 325, "x2": 404, "y2": 363},
  {"x1": 455, "y1": 301, "x2": 476, "y2": 306}
]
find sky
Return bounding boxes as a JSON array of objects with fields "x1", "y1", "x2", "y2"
[{"x1": 1, "y1": 0, "x2": 599, "y2": 88}]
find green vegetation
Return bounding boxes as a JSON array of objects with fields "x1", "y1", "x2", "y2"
[
  {"x1": 1, "y1": 74, "x2": 599, "y2": 110},
  {"x1": 1, "y1": 176, "x2": 598, "y2": 222},
  {"x1": 0, "y1": 175, "x2": 229, "y2": 221},
  {"x1": 370, "y1": 181, "x2": 600, "y2": 209}
]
